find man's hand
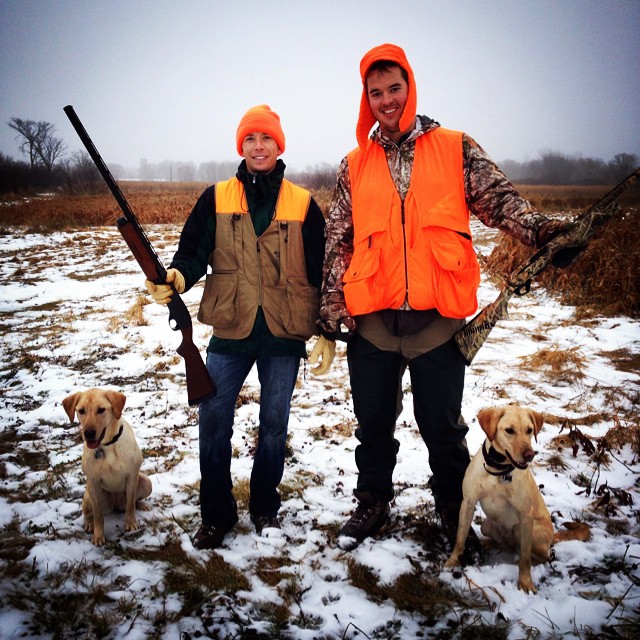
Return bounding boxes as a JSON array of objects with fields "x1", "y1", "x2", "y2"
[
  {"x1": 145, "y1": 268, "x2": 185, "y2": 305},
  {"x1": 536, "y1": 218, "x2": 586, "y2": 268},
  {"x1": 318, "y1": 291, "x2": 357, "y2": 341},
  {"x1": 308, "y1": 335, "x2": 336, "y2": 376},
  {"x1": 535, "y1": 218, "x2": 575, "y2": 248}
]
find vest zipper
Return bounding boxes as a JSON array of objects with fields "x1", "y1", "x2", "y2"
[
  {"x1": 256, "y1": 237, "x2": 262, "y2": 306},
  {"x1": 401, "y1": 200, "x2": 410, "y2": 305}
]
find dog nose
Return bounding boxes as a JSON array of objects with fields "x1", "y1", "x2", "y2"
[
  {"x1": 85, "y1": 429, "x2": 97, "y2": 441},
  {"x1": 523, "y1": 449, "x2": 537, "y2": 462}
]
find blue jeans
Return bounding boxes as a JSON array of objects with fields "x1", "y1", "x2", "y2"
[{"x1": 198, "y1": 352, "x2": 300, "y2": 527}]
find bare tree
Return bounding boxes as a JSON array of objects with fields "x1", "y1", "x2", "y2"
[
  {"x1": 608, "y1": 153, "x2": 639, "y2": 182},
  {"x1": 8, "y1": 117, "x2": 66, "y2": 172},
  {"x1": 537, "y1": 150, "x2": 575, "y2": 185},
  {"x1": 38, "y1": 132, "x2": 67, "y2": 172},
  {"x1": 67, "y1": 150, "x2": 102, "y2": 192}
]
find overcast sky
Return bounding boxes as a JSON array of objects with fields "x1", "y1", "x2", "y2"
[{"x1": 1, "y1": 0, "x2": 638, "y2": 173}]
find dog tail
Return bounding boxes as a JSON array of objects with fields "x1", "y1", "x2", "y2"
[{"x1": 554, "y1": 521, "x2": 591, "y2": 543}]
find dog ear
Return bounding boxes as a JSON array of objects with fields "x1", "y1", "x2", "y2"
[
  {"x1": 477, "y1": 407, "x2": 502, "y2": 441},
  {"x1": 61, "y1": 393, "x2": 80, "y2": 422},
  {"x1": 529, "y1": 409, "x2": 544, "y2": 441},
  {"x1": 105, "y1": 391, "x2": 126, "y2": 419}
]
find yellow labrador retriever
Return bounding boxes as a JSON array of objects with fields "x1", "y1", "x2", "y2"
[
  {"x1": 445, "y1": 405, "x2": 589, "y2": 593},
  {"x1": 62, "y1": 388, "x2": 152, "y2": 546}
]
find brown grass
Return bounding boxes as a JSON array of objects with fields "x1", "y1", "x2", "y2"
[
  {"x1": 485, "y1": 208, "x2": 639, "y2": 317},
  {"x1": 2, "y1": 181, "x2": 638, "y2": 228},
  {"x1": 519, "y1": 344, "x2": 587, "y2": 384},
  {"x1": 0, "y1": 181, "x2": 336, "y2": 230},
  {"x1": 515, "y1": 184, "x2": 640, "y2": 212},
  {"x1": 0, "y1": 181, "x2": 208, "y2": 229}
]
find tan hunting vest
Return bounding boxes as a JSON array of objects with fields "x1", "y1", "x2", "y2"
[{"x1": 197, "y1": 177, "x2": 319, "y2": 341}]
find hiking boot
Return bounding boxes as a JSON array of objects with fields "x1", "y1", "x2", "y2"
[
  {"x1": 192, "y1": 520, "x2": 236, "y2": 550},
  {"x1": 251, "y1": 514, "x2": 283, "y2": 539},
  {"x1": 437, "y1": 503, "x2": 483, "y2": 563},
  {"x1": 337, "y1": 491, "x2": 390, "y2": 550}
]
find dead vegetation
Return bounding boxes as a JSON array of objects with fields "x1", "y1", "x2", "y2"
[
  {"x1": 0, "y1": 182, "x2": 335, "y2": 230},
  {"x1": 7, "y1": 182, "x2": 637, "y2": 230},
  {"x1": 519, "y1": 344, "x2": 587, "y2": 384},
  {"x1": 484, "y1": 207, "x2": 640, "y2": 318}
]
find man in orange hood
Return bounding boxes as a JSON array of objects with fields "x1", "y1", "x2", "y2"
[{"x1": 319, "y1": 44, "x2": 569, "y2": 553}]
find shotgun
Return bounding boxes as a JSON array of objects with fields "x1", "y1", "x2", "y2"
[
  {"x1": 455, "y1": 167, "x2": 640, "y2": 365},
  {"x1": 63, "y1": 105, "x2": 216, "y2": 405}
]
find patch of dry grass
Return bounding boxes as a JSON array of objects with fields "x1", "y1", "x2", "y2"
[
  {"x1": 485, "y1": 209, "x2": 639, "y2": 318},
  {"x1": 519, "y1": 344, "x2": 587, "y2": 384}
]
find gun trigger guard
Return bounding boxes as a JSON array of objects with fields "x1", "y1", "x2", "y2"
[
  {"x1": 168, "y1": 313, "x2": 179, "y2": 331},
  {"x1": 513, "y1": 280, "x2": 531, "y2": 296}
]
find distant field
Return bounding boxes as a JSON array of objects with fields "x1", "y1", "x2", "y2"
[{"x1": 1, "y1": 182, "x2": 638, "y2": 229}]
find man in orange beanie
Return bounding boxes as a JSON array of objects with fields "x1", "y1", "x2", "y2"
[
  {"x1": 146, "y1": 105, "x2": 334, "y2": 549},
  {"x1": 319, "y1": 43, "x2": 571, "y2": 555}
]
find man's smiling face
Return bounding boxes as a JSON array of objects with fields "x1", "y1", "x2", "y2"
[
  {"x1": 366, "y1": 64, "x2": 409, "y2": 143},
  {"x1": 241, "y1": 132, "x2": 280, "y2": 173}
]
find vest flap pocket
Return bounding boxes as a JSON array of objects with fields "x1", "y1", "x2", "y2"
[
  {"x1": 197, "y1": 271, "x2": 238, "y2": 328},
  {"x1": 416, "y1": 189, "x2": 467, "y2": 231},
  {"x1": 281, "y1": 281, "x2": 319, "y2": 341},
  {"x1": 211, "y1": 248, "x2": 239, "y2": 273},
  {"x1": 352, "y1": 195, "x2": 391, "y2": 244},
  {"x1": 343, "y1": 247, "x2": 381, "y2": 283},
  {"x1": 428, "y1": 227, "x2": 472, "y2": 271}
]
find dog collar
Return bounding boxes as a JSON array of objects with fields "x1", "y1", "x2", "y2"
[
  {"x1": 482, "y1": 441, "x2": 515, "y2": 477},
  {"x1": 94, "y1": 424, "x2": 124, "y2": 459},
  {"x1": 103, "y1": 423, "x2": 124, "y2": 447}
]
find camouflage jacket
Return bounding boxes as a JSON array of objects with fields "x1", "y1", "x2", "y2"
[{"x1": 323, "y1": 116, "x2": 547, "y2": 297}]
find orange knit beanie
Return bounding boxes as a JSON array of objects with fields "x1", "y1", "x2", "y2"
[
  {"x1": 356, "y1": 43, "x2": 417, "y2": 149},
  {"x1": 236, "y1": 105, "x2": 286, "y2": 156}
]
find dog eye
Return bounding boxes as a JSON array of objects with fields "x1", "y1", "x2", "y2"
[
  {"x1": 78, "y1": 409, "x2": 85, "y2": 415},
  {"x1": 505, "y1": 427, "x2": 515, "y2": 435},
  {"x1": 97, "y1": 408, "x2": 106, "y2": 414},
  {"x1": 527, "y1": 427, "x2": 533, "y2": 434}
]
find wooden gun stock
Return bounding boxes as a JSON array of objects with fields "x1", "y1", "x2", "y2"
[{"x1": 64, "y1": 104, "x2": 215, "y2": 405}]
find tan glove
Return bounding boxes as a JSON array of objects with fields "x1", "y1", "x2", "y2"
[
  {"x1": 144, "y1": 268, "x2": 185, "y2": 305},
  {"x1": 308, "y1": 335, "x2": 336, "y2": 376}
]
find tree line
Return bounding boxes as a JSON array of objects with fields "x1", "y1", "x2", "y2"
[{"x1": 1, "y1": 117, "x2": 638, "y2": 195}]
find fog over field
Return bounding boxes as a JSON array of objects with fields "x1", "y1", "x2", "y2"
[{"x1": 1, "y1": 0, "x2": 639, "y2": 174}]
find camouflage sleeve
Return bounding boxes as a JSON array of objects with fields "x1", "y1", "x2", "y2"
[
  {"x1": 464, "y1": 135, "x2": 546, "y2": 247},
  {"x1": 322, "y1": 156, "x2": 354, "y2": 295}
]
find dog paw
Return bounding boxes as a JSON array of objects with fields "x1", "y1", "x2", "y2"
[
  {"x1": 518, "y1": 579, "x2": 537, "y2": 594},
  {"x1": 124, "y1": 519, "x2": 139, "y2": 532},
  {"x1": 92, "y1": 534, "x2": 106, "y2": 546}
]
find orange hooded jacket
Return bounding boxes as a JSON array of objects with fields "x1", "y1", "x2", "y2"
[{"x1": 343, "y1": 44, "x2": 480, "y2": 319}]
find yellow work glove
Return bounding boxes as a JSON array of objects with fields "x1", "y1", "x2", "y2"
[
  {"x1": 308, "y1": 335, "x2": 336, "y2": 376},
  {"x1": 144, "y1": 268, "x2": 185, "y2": 305}
]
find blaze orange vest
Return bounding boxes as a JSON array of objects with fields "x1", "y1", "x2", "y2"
[
  {"x1": 197, "y1": 177, "x2": 319, "y2": 341},
  {"x1": 343, "y1": 127, "x2": 480, "y2": 319}
]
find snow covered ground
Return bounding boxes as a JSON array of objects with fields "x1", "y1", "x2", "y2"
[{"x1": 0, "y1": 221, "x2": 638, "y2": 639}]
